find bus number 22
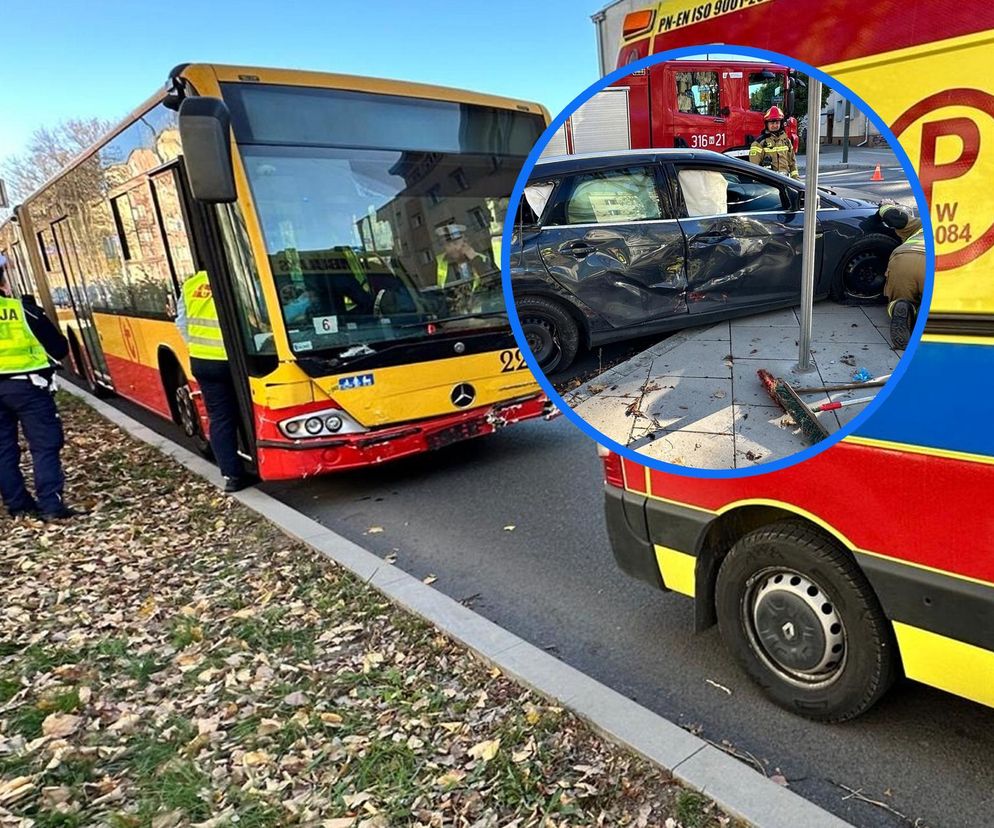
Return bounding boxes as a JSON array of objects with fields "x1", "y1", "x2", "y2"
[{"x1": 499, "y1": 349, "x2": 528, "y2": 372}]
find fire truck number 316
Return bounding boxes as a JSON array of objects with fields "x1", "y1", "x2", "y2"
[{"x1": 689, "y1": 133, "x2": 726, "y2": 148}]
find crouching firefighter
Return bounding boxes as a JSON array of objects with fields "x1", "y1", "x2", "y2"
[
  {"x1": 0, "y1": 255, "x2": 78, "y2": 520},
  {"x1": 750, "y1": 106, "x2": 800, "y2": 179},
  {"x1": 176, "y1": 270, "x2": 255, "y2": 493}
]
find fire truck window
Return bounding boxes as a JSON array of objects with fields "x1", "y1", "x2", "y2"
[
  {"x1": 749, "y1": 73, "x2": 785, "y2": 113},
  {"x1": 565, "y1": 168, "x2": 662, "y2": 224},
  {"x1": 675, "y1": 72, "x2": 719, "y2": 117}
]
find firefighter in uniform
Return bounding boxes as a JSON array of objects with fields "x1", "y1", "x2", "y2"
[
  {"x1": 883, "y1": 228, "x2": 927, "y2": 349},
  {"x1": 176, "y1": 271, "x2": 253, "y2": 493},
  {"x1": 0, "y1": 256, "x2": 76, "y2": 520},
  {"x1": 749, "y1": 105, "x2": 800, "y2": 179}
]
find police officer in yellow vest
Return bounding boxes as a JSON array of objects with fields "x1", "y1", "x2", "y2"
[
  {"x1": 176, "y1": 270, "x2": 252, "y2": 492},
  {"x1": 434, "y1": 224, "x2": 500, "y2": 289},
  {"x1": 749, "y1": 106, "x2": 800, "y2": 179},
  {"x1": 0, "y1": 255, "x2": 76, "y2": 520}
]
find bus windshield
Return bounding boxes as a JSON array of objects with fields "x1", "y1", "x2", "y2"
[{"x1": 224, "y1": 83, "x2": 545, "y2": 359}]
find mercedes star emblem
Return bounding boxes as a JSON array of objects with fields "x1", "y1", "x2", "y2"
[{"x1": 450, "y1": 383, "x2": 476, "y2": 408}]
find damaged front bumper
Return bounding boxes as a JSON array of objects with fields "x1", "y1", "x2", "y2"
[{"x1": 255, "y1": 394, "x2": 552, "y2": 480}]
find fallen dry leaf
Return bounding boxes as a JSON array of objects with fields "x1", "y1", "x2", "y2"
[
  {"x1": 467, "y1": 738, "x2": 501, "y2": 763},
  {"x1": 42, "y1": 713, "x2": 82, "y2": 738}
]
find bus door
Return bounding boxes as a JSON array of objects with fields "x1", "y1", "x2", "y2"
[
  {"x1": 51, "y1": 217, "x2": 112, "y2": 385},
  {"x1": 163, "y1": 159, "x2": 260, "y2": 471}
]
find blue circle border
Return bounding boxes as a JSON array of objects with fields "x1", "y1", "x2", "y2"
[{"x1": 501, "y1": 43, "x2": 935, "y2": 479}]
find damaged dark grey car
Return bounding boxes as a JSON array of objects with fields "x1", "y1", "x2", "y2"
[{"x1": 510, "y1": 149, "x2": 904, "y2": 372}]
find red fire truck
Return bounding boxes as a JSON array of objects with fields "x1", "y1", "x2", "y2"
[{"x1": 543, "y1": 57, "x2": 799, "y2": 158}]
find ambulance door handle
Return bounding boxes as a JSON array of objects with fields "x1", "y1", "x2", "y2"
[{"x1": 712, "y1": 118, "x2": 726, "y2": 124}]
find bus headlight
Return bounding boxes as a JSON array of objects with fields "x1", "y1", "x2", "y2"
[{"x1": 278, "y1": 408, "x2": 367, "y2": 439}]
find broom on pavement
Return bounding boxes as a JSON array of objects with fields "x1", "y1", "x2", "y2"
[{"x1": 756, "y1": 368, "x2": 831, "y2": 445}]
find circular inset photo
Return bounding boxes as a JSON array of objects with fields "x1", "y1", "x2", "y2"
[{"x1": 503, "y1": 46, "x2": 933, "y2": 475}]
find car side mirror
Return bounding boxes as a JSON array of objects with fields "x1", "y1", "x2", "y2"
[
  {"x1": 179, "y1": 97, "x2": 237, "y2": 203},
  {"x1": 788, "y1": 189, "x2": 803, "y2": 211}
]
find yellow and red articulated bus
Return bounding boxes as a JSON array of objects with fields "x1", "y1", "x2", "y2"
[
  {"x1": 8, "y1": 64, "x2": 552, "y2": 479},
  {"x1": 600, "y1": 1, "x2": 994, "y2": 720}
]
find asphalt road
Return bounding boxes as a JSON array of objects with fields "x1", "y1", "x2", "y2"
[{"x1": 92, "y1": 382, "x2": 992, "y2": 828}]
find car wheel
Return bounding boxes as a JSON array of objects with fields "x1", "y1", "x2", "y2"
[
  {"x1": 833, "y1": 233, "x2": 898, "y2": 302},
  {"x1": 516, "y1": 296, "x2": 580, "y2": 374},
  {"x1": 715, "y1": 520, "x2": 898, "y2": 722}
]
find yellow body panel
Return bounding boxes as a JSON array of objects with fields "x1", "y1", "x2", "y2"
[
  {"x1": 826, "y1": 31, "x2": 994, "y2": 315},
  {"x1": 653, "y1": 545, "x2": 696, "y2": 597},
  {"x1": 249, "y1": 350, "x2": 539, "y2": 424},
  {"x1": 893, "y1": 622, "x2": 994, "y2": 708},
  {"x1": 93, "y1": 312, "x2": 190, "y2": 374}
]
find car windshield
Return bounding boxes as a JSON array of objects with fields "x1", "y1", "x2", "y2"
[{"x1": 224, "y1": 83, "x2": 544, "y2": 357}]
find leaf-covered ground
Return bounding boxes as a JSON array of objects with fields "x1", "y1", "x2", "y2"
[{"x1": 0, "y1": 395, "x2": 737, "y2": 828}]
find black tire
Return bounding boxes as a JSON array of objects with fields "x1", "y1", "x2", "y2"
[
  {"x1": 832, "y1": 233, "x2": 899, "y2": 302},
  {"x1": 169, "y1": 367, "x2": 213, "y2": 458},
  {"x1": 67, "y1": 331, "x2": 112, "y2": 398},
  {"x1": 715, "y1": 520, "x2": 898, "y2": 722},
  {"x1": 516, "y1": 295, "x2": 580, "y2": 374}
]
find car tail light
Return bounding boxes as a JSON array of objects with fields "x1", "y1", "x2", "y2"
[
  {"x1": 622, "y1": 9, "x2": 655, "y2": 38},
  {"x1": 597, "y1": 444, "x2": 625, "y2": 488}
]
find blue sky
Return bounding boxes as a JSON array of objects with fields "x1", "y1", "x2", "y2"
[{"x1": 2, "y1": 0, "x2": 602, "y2": 161}]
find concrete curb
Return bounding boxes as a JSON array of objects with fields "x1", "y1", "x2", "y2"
[{"x1": 58, "y1": 378, "x2": 852, "y2": 828}]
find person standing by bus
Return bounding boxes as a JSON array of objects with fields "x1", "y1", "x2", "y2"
[
  {"x1": 175, "y1": 270, "x2": 253, "y2": 493},
  {"x1": 749, "y1": 106, "x2": 800, "y2": 179},
  {"x1": 0, "y1": 255, "x2": 77, "y2": 520}
]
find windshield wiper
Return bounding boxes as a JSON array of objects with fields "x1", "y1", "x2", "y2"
[{"x1": 398, "y1": 310, "x2": 508, "y2": 329}]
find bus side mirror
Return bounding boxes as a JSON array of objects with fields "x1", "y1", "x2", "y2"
[{"x1": 179, "y1": 97, "x2": 237, "y2": 203}]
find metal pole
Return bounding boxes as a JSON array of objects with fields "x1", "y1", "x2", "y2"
[
  {"x1": 797, "y1": 77, "x2": 822, "y2": 373},
  {"x1": 842, "y1": 100, "x2": 851, "y2": 164}
]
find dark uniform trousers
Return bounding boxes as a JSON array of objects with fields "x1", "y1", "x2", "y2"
[
  {"x1": 190, "y1": 357, "x2": 243, "y2": 480},
  {"x1": 0, "y1": 377, "x2": 65, "y2": 513}
]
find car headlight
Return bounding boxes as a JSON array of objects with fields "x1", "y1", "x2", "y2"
[{"x1": 277, "y1": 408, "x2": 366, "y2": 439}]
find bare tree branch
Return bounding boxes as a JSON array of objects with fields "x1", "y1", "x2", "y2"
[{"x1": 1, "y1": 117, "x2": 114, "y2": 208}]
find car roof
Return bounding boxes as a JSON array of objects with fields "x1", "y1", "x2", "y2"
[{"x1": 532, "y1": 148, "x2": 743, "y2": 179}]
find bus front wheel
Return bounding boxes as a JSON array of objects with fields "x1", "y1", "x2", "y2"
[
  {"x1": 171, "y1": 368, "x2": 213, "y2": 458},
  {"x1": 715, "y1": 521, "x2": 898, "y2": 722}
]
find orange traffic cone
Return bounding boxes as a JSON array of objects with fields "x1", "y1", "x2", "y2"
[{"x1": 871, "y1": 164, "x2": 883, "y2": 181}]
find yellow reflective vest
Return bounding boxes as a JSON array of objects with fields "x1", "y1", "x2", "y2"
[
  {"x1": 182, "y1": 271, "x2": 227, "y2": 361},
  {"x1": 435, "y1": 238, "x2": 501, "y2": 288},
  {"x1": 0, "y1": 296, "x2": 50, "y2": 375},
  {"x1": 749, "y1": 131, "x2": 799, "y2": 178}
]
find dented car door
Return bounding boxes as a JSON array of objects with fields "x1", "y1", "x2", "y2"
[
  {"x1": 537, "y1": 164, "x2": 688, "y2": 328},
  {"x1": 671, "y1": 164, "x2": 807, "y2": 314}
]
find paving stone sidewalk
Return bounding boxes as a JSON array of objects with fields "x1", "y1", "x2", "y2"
[{"x1": 565, "y1": 302, "x2": 903, "y2": 470}]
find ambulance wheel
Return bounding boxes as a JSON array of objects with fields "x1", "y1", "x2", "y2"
[
  {"x1": 715, "y1": 521, "x2": 898, "y2": 722},
  {"x1": 833, "y1": 234, "x2": 898, "y2": 302},
  {"x1": 517, "y1": 295, "x2": 579, "y2": 374},
  {"x1": 171, "y1": 368, "x2": 212, "y2": 458}
]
